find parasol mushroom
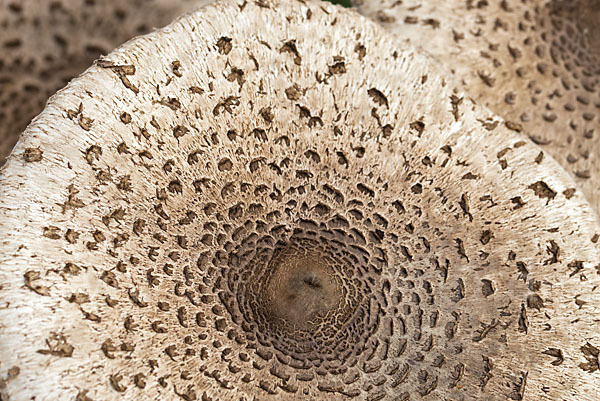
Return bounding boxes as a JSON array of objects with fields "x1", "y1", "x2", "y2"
[
  {"x1": 352, "y1": 0, "x2": 600, "y2": 213},
  {"x1": 0, "y1": 0, "x2": 211, "y2": 166},
  {"x1": 1, "y1": 0, "x2": 600, "y2": 399}
]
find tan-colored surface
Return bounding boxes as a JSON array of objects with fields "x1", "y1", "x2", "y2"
[
  {"x1": 1, "y1": 0, "x2": 600, "y2": 400},
  {"x1": 353, "y1": 0, "x2": 600, "y2": 213},
  {"x1": 0, "y1": 0, "x2": 211, "y2": 166}
]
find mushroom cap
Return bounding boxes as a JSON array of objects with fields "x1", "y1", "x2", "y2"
[
  {"x1": 0, "y1": 0, "x2": 212, "y2": 166},
  {"x1": 1, "y1": 0, "x2": 600, "y2": 400},
  {"x1": 352, "y1": 0, "x2": 600, "y2": 213}
]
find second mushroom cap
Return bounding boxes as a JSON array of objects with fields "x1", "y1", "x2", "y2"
[{"x1": 353, "y1": 0, "x2": 600, "y2": 214}]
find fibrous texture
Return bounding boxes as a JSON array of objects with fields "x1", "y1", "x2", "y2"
[
  {"x1": 1, "y1": 0, "x2": 600, "y2": 400},
  {"x1": 0, "y1": 0, "x2": 211, "y2": 166},
  {"x1": 352, "y1": 0, "x2": 600, "y2": 213}
]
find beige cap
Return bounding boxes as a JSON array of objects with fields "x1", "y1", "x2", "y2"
[{"x1": 1, "y1": 0, "x2": 599, "y2": 400}]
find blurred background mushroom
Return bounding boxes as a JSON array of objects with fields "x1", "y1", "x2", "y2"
[
  {"x1": 0, "y1": 0, "x2": 211, "y2": 167},
  {"x1": 1, "y1": 0, "x2": 600, "y2": 400},
  {"x1": 352, "y1": 0, "x2": 600, "y2": 213}
]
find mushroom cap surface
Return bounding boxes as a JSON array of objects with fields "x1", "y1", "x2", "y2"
[
  {"x1": 0, "y1": 0, "x2": 212, "y2": 166},
  {"x1": 353, "y1": 0, "x2": 600, "y2": 213},
  {"x1": 1, "y1": 0, "x2": 600, "y2": 400}
]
